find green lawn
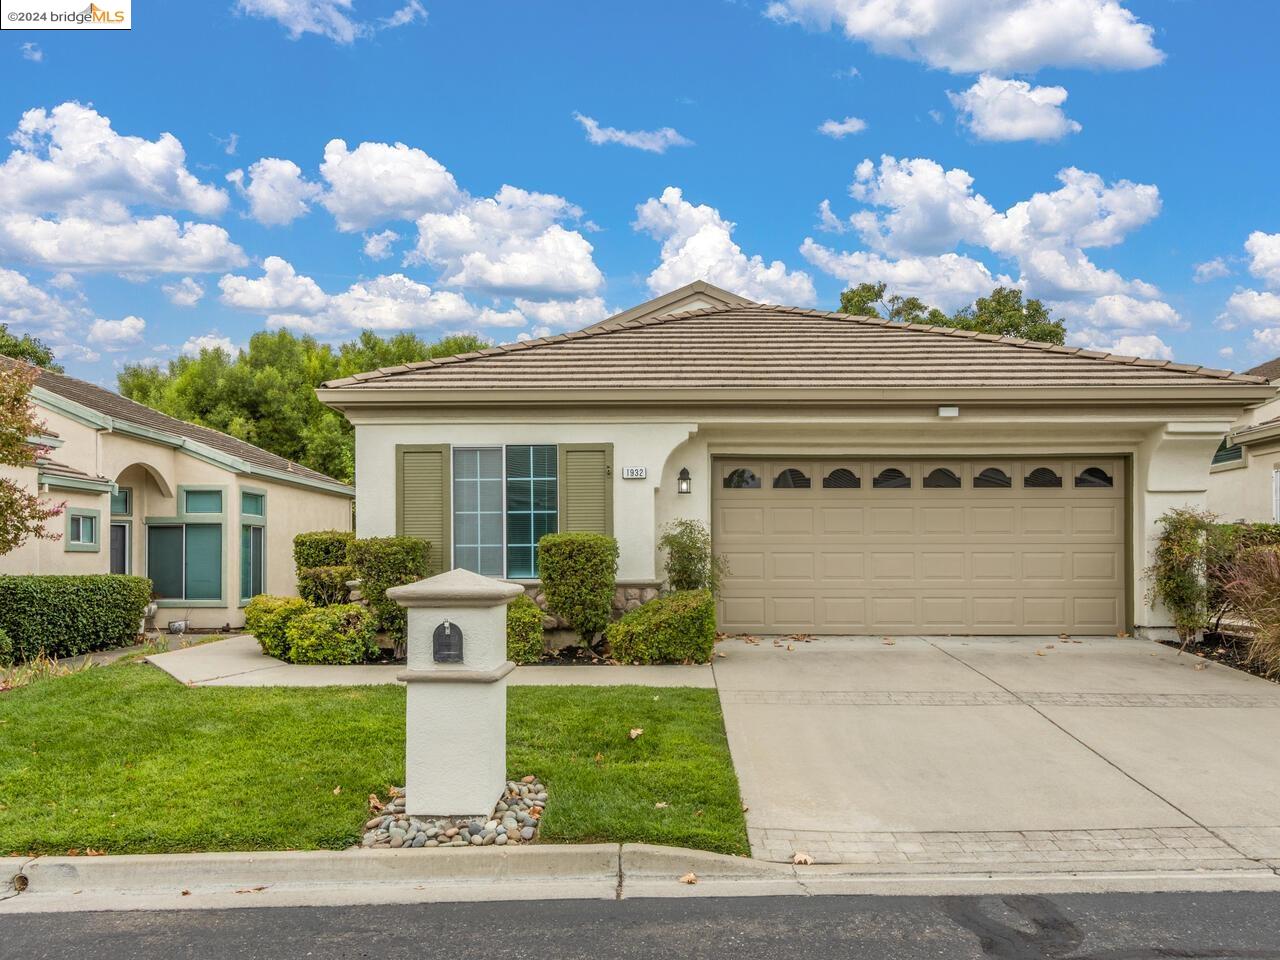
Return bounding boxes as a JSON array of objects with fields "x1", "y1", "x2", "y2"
[{"x1": 0, "y1": 664, "x2": 747, "y2": 857}]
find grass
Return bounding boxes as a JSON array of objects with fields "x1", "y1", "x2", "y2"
[{"x1": 0, "y1": 664, "x2": 747, "y2": 857}]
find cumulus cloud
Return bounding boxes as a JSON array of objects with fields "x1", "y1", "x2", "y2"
[
  {"x1": 319, "y1": 138, "x2": 459, "y2": 231},
  {"x1": 0, "y1": 214, "x2": 246, "y2": 272},
  {"x1": 1193, "y1": 257, "x2": 1231, "y2": 283},
  {"x1": 1245, "y1": 231, "x2": 1280, "y2": 288},
  {"x1": 1075, "y1": 294, "x2": 1182, "y2": 331},
  {"x1": 573, "y1": 113, "x2": 693, "y2": 154},
  {"x1": 227, "y1": 157, "x2": 321, "y2": 226},
  {"x1": 0, "y1": 267, "x2": 80, "y2": 342},
  {"x1": 363, "y1": 229, "x2": 399, "y2": 259},
  {"x1": 218, "y1": 255, "x2": 328, "y2": 313},
  {"x1": 1075, "y1": 332, "x2": 1174, "y2": 360},
  {"x1": 1221, "y1": 289, "x2": 1280, "y2": 327},
  {"x1": 512, "y1": 296, "x2": 609, "y2": 331},
  {"x1": 88, "y1": 315, "x2": 146, "y2": 350},
  {"x1": 267, "y1": 273, "x2": 480, "y2": 335},
  {"x1": 947, "y1": 75, "x2": 1081, "y2": 142},
  {"x1": 162, "y1": 276, "x2": 204, "y2": 307},
  {"x1": 412, "y1": 185, "x2": 603, "y2": 298},
  {"x1": 818, "y1": 116, "x2": 868, "y2": 139},
  {"x1": 181, "y1": 332, "x2": 236, "y2": 356},
  {"x1": 21, "y1": 42, "x2": 42, "y2": 62},
  {"x1": 800, "y1": 242, "x2": 1009, "y2": 312},
  {"x1": 764, "y1": 0, "x2": 1162, "y2": 74},
  {"x1": 634, "y1": 186, "x2": 816, "y2": 305},
  {"x1": 235, "y1": 0, "x2": 425, "y2": 43}
]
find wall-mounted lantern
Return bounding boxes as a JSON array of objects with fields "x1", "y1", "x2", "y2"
[{"x1": 677, "y1": 467, "x2": 692, "y2": 494}]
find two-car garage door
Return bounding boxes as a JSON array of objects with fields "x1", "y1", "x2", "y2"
[{"x1": 713, "y1": 458, "x2": 1126, "y2": 635}]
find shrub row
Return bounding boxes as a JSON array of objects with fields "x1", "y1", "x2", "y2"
[
  {"x1": 606, "y1": 589, "x2": 716, "y2": 665},
  {"x1": 244, "y1": 594, "x2": 310, "y2": 660},
  {"x1": 346, "y1": 537, "x2": 430, "y2": 645},
  {"x1": 0, "y1": 575, "x2": 152, "y2": 663},
  {"x1": 297, "y1": 564, "x2": 355, "y2": 606},
  {"x1": 286, "y1": 603, "x2": 378, "y2": 665},
  {"x1": 292, "y1": 530, "x2": 355, "y2": 573},
  {"x1": 507, "y1": 594, "x2": 545, "y2": 664},
  {"x1": 538, "y1": 532, "x2": 618, "y2": 646}
]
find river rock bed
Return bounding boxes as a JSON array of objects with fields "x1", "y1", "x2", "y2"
[{"x1": 360, "y1": 776, "x2": 547, "y2": 849}]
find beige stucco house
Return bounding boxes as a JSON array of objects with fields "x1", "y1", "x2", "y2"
[
  {"x1": 319, "y1": 282, "x2": 1271, "y2": 640},
  {"x1": 1206, "y1": 356, "x2": 1280, "y2": 522},
  {"x1": 1, "y1": 360, "x2": 354, "y2": 630}
]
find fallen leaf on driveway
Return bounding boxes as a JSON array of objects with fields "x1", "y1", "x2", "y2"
[
  {"x1": 181, "y1": 890, "x2": 191, "y2": 896},
  {"x1": 679, "y1": 872, "x2": 698, "y2": 885},
  {"x1": 1035, "y1": 650, "x2": 1047, "y2": 656},
  {"x1": 628, "y1": 727, "x2": 644, "y2": 740},
  {"x1": 786, "y1": 643, "x2": 794, "y2": 651},
  {"x1": 716, "y1": 651, "x2": 727, "y2": 658},
  {"x1": 882, "y1": 638, "x2": 896, "y2": 646},
  {"x1": 1194, "y1": 662, "x2": 1208, "y2": 671},
  {"x1": 793, "y1": 852, "x2": 814, "y2": 865},
  {"x1": 235, "y1": 886, "x2": 267, "y2": 894}
]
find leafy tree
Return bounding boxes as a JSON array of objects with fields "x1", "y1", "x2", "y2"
[
  {"x1": 0, "y1": 323, "x2": 62, "y2": 371},
  {"x1": 838, "y1": 283, "x2": 1065, "y2": 345},
  {"x1": 117, "y1": 329, "x2": 487, "y2": 483},
  {"x1": 0, "y1": 362, "x2": 64, "y2": 555}
]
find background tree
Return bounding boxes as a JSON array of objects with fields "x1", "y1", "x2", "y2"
[
  {"x1": 0, "y1": 362, "x2": 63, "y2": 555},
  {"x1": 838, "y1": 283, "x2": 1066, "y2": 346},
  {"x1": 0, "y1": 323, "x2": 62, "y2": 371},
  {"x1": 118, "y1": 329, "x2": 487, "y2": 483}
]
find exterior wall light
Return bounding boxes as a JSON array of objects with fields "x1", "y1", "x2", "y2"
[
  {"x1": 677, "y1": 467, "x2": 692, "y2": 494},
  {"x1": 938, "y1": 405, "x2": 960, "y2": 418}
]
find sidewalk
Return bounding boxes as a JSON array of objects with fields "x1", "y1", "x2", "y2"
[{"x1": 145, "y1": 635, "x2": 716, "y2": 688}]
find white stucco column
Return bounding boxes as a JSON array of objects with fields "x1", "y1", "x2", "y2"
[{"x1": 387, "y1": 568, "x2": 524, "y2": 818}]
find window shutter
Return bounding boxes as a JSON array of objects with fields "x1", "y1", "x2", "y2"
[
  {"x1": 558, "y1": 444, "x2": 613, "y2": 535},
  {"x1": 397, "y1": 444, "x2": 450, "y2": 573}
]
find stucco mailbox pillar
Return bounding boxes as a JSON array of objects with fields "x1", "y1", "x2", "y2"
[{"x1": 386, "y1": 568, "x2": 524, "y2": 819}]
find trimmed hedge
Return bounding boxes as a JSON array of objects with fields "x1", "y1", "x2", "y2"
[
  {"x1": 538, "y1": 532, "x2": 618, "y2": 645},
  {"x1": 346, "y1": 536, "x2": 431, "y2": 643},
  {"x1": 605, "y1": 589, "x2": 716, "y2": 665},
  {"x1": 0, "y1": 575, "x2": 152, "y2": 662},
  {"x1": 297, "y1": 565, "x2": 355, "y2": 606},
  {"x1": 284, "y1": 604, "x2": 377, "y2": 665},
  {"x1": 507, "y1": 594, "x2": 545, "y2": 664},
  {"x1": 0, "y1": 627, "x2": 11, "y2": 667},
  {"x1": 244, "y1": 595, "x2": 310, "y2": 660},
  {"x1": 293, "y1": 530, "x2": 355, "y2": 574}
]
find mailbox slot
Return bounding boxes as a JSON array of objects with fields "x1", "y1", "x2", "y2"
[{"x1": 433, "y1": 620, "x2": 464, "y2": 663}]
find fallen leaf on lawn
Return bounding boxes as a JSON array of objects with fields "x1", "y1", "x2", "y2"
[
  {"x1": 368, "y1": 794, "x2": 385, "y2": 812},
  {"x1": 85, "y1": 848, "x2": 104, "y2": 857},
  {"x1": 793, "y1": 852, "x2": 814, "y2": 866},
  {"x1": 594, "y1": 752, "x2": 604, "y2": 765},
  {"x1": 66, "y1": 849, "x2": 79, "y2": 856},
  {"x1": 655, "y1": 801, "x2": 669, "y2": 809},
  {"x1": 679, "y1": 872, "x2": 698, "y2": 885},
  {"x1": 629, "y1": 728, "x2": 644, "y2": 740},
  {"x1": 332, "y1": 786, "x2": 342, "y2": 795},
  {"x1": 694, "y1": 809, "x2": 703, "y2": 817}
]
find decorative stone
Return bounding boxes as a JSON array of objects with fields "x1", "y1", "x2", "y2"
[{"x1": 354, "y1": 777, "x2": 547, "y2": 852}]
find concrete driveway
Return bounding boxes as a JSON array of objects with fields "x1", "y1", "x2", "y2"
[{"x1": 713, "y1": 636, "x2": 1280, "y2": 872}]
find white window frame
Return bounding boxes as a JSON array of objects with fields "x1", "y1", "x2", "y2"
[
  {"x1": 1272, "y1": 469, "x2": 1280, "y2": 522},
  {"x1": 451, "y1": 446, "x2": 507, "y2": 578}
]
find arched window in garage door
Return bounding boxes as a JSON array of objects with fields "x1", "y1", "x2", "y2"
[
  {"x1": 873, "y1": 467, "x2": 911, "y2": 488},
  {"x1": 823, "y1": 468, "x2": 861, "y2": 489},
  {"x1": 924, "y1": 467, "x2": 961, "y2": 488},
  {"x1": 723, "y1": 468, "x2": 761, "y2": 489},
  {"x1": 773, "y1": 468, "x2": 811, "y2": 489}
]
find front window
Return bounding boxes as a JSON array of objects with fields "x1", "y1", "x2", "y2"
[
  {"x1": 453, "y1": 448, "x2": 505, "y2": 577},
  {"x1": 69, "y1": 513, "x2": 96, "y2": 545},
  {"x1": 148, "y1": 523, "x2": 222, "y2": 600},
  {"x1": 184, "y1": 489, "x2": 223, "y2": 514},
  {"x1": 452, "y1": 445, "x2": 558, "y2": 579},
  {"x1": 111, "y1": 487, "x2": 132, "y2": 516},
  {"x1": 241, "y1": 525, "x2": 264, "y2": 600},
  {"x1": 505, "y1": 445, "x2": 558, "y2": 579}
]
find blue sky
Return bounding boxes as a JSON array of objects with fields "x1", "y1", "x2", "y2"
[{"x1": 2, "y1": 0, "x2": 1278, "y2": 384}]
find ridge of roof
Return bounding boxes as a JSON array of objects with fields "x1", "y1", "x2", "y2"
[
  {"x1": 320, "y1": 303, "x2": 1265, "y2": 388},
  {"x1": 1244, "y1": 356, "x2": 1280, "y2": 382}
]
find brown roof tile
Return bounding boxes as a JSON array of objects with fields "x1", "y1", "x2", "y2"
[
  {"x1": 1245, "y1": 356, "x2": 1280, "y2": 382},
  {"x1": 320, "y1": 304, "x2": 1267, "y2": 391}
]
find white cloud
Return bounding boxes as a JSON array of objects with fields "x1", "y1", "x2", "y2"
[
  {"x1": 413, "y1": 185, "x2": 603, "y2": 298},
  {"x1": 1076, "y1": 294, "x2": 1182, "y2": 331},
  {"x1": 0, "y1": 268, "x2": 80, "y2": 341},
  {"x1": 1245, "y1": 231, "x2": 1280, "y2": 288},
  {"x1": 227, "y1": 157, "x2": 321, "y2": 226},
  {"x1": 319, "y1": 138, "x2": 460, "y2": 231},
  {"x1": 235, "y1": 0, "x2": 362, "y2": 42},
  {"x1": 0, "y1": 102, "x2": 227, "y2": 218},
  {"x1": 0, "y1": 214, "x2": 247, "y2": 272},
  {"x1": 181, "y1": 332, "x2": 236, "y2": 356},
  {"x1": 382, "y1": 0, "x2": 426, "y2": 28},
  {"x1": 162, "y1": 276, "x2": 204, "y2": 307},
  {"x1": 764, "y1": 0, "x2": 1163, "y2": 74},
  {"x1": 215, "y1": 132, "x2": 239, "y2": 156},
  {"x1": 219, "y1": 255, "x2": 328, "y2": 313},
  {"x1": 1219, "y1": 346, "x2": 1235, "y2": 360},
  {"x1": 816, "y1": 198, "x2": 849, "y2": 233},
  {"x1": 818, "y1": 116, "x2": 868, "y2": 139},
  {"x1": 573, "y1": 113, "x2": 693, "y2": 154},
  {"x1": 88, "y1": 315, "x2": 146, "y2": 350},
  {"x1": 21, "y1": 42, "x2": 42, "y2": 62},
  {"x1": 1073, "y1": 332, "x2": 1174, "y2": 360},
  {"x1": 267, "y1": 273, "x2": 479, "y2": 335},
  {"x1": 363, "y1": 229, "x2": 399, "y2": 259},
  {"x1": 1221, "y1": 290, "x2": 1280, "y2": 326},
  {"x1": 1193, "y1": 257, "x2": 1231, "y2": 283},
  {"x1": 635, "y1": 186, "x2": 816, "y2": 305},
  {"x1": 512, "y1": 296, "x2": 609, "y2": 331},
  {"x1": 800, "y1": 241, "x2": 1009, "y2": 312},
  {"x1": 947, "y1": 75, "x2": 1081, "y2": 142}
]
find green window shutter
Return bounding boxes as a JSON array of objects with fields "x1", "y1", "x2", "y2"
[
  {"x1": 397, "y1": 444, "x2": 450, "y2": 574},
  {"x1": 184, "y1": 524, "x2": 223, "y2": 600},
  {"x1": 558, "y1": 444, "x2": 613, "y2": 535},
  {"x1": 147, "y1": 525, "x2": 184, "y2": 599}
]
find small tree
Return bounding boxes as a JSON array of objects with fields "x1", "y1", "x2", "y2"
[
  {"x1": 658, "y1": 519, "x2": 727, "y2": 594},
  {"x1": 1145, "y1": 507, "x2": 1218, "y2": 643},
  {"x1": 0, "y1": 361, "x2": 63, "y2": 555}
]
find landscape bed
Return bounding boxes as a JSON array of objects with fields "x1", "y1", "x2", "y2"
[{"x1": 0, "y1": 663, "x2": 748, "y2": 857}]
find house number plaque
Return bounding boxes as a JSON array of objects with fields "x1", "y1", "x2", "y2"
[{"x1": 621, "y1": 466, "x2": 647, "y2": 479}]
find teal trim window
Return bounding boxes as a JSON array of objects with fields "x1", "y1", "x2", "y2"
[
  {"x1": 240, "y1": 524, "x2": 264, "y2": 600},
  {"x1": 147, "y1": 523, "x2": 223, "y2": 600},
  {"x1": 1213, "y1": 438, "x2": 1244, "y2": 466},
  {"x1": 111, "y1": 486, "x2": 132, "y2": 516},
  {"x1": 66, "y1": 508, "x2": 101, "y2": 552},
  {"x1": 453, "y1": 448, "x2": 505, "y2": 577},
  {"x1": 241, "y1": 491, "x2": 265, "y2": 517},
  {"x1": 505, "y1": 445, "x2": 558, "y2": 579},
  {"x1": 184, "y1": 489, "x2": 223, "y2": 514}
]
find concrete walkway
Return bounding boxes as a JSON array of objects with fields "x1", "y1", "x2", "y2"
[
  {"x1": 712, "y1": 635, "x2": 1280, "y2": 873},
  {"x1": 145, "y1": 634, "x2": 715, "y2": 688}
]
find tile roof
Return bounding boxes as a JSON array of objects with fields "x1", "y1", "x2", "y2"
[
  {"x1": 321, "y1": 304, "x2": 1264, "y2": 391},
  {"x1": 36, "y1": 456, "x2": 109, "y2": 484},
  {"x1": 3, "y1": 357, "x2": 346, "y2": 486},
  {"x1": 1244, "y1": 356, "x2": 1280, "y2": 382}
]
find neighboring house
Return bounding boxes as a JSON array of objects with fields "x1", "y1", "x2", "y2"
[
  {"x1": 0, "y1": 358, "x2": 354, "y2": 629},
  {"x1": 319, "y1": 282, "x2": 1270, "y2": 640},
  {"x1": 1206, "y1": 356, "x2": 1280, "y2": 522}
]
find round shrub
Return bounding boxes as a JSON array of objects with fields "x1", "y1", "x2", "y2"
[
  {"x1": 346, "y1": 536, "x2": 431, "y2": 644},
  {"x1": 507, "y1": 594, "x2": 545, "y2": 664},
  {"x1": 605, "y1": 589, "x2": 716, "y2": 665},
  {"x1": 537, "y1": 532, "x2": 618, "y2": 646},
  {"x1": 0, "y1": 574, "x2": 152, "y2": 662},
  {"x1": 293, "y1": 530, "x2": 355, "y2": 574},
  {"x1": 284, "y1": 604, "x2": 377, "y2": 665},
  {"x1": 244, "y1": 594, "x2": 310, "y2": 660},
  {"x1": 297, "y1": 564, "x2": 355, "y2": 606},
  {"x1": 0, "y1": 627, "x2": 12, "y2": 667}
]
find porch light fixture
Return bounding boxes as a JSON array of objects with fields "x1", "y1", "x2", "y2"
[
  {"x1": 677, "y1": 467, "x2": 692, "y2": 494},
  {"x1": 938, "y1": 405, "x2": 960, "y2": 418}
]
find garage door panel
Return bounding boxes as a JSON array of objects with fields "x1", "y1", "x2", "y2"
[{"x1": 714, "y1": 457, "x2": 1125, "y2": 635}]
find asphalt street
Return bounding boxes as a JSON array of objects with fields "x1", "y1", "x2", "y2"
[{"x1": 5, "y1": 892, "x2": 1280, "y2": 960}]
